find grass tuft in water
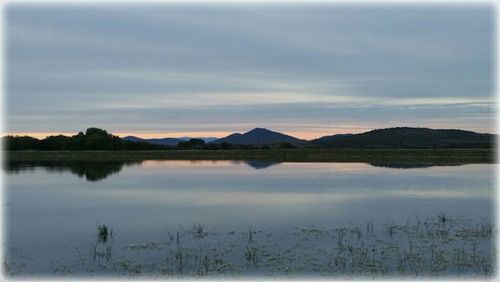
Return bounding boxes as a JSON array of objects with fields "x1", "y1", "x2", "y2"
[
  {"x1": 96, "y1": 224, "x2": 113, "y2": 243},
  {"x1": 191, "y1": 223, "x2": 208, "y2": 240},
  {"x1": 245, "y1": 247, "x2": 259, "y2": 265}
]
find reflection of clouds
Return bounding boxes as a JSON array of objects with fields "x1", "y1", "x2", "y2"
[
  {"x1": 141, "y1": 160, "x2": 373, "y2": 171},
  {"x1": 97, "y1": 189, "x2": 367, "y2": 206},
  {"x1": 7, "y1": 161, "x2": 494, "y2": 231},
  {"x1": 110, "y1": 162, "x2": 495, "y2": 197},
  {"x1": 135, "y1": 161, "x2": 492, "y2": 179},
  {"x1": 7, "y1": 161, "x2": 494, "y2": 205},
  {"x1": 141, "y1": 160, "x2": 233, "y2": 168},
  {"x1": 9, "y1": 161, "x2": 492, "y2": 199},
  {"x1": 141, "y1": 160, "x2": 493, "y2": 173},
  {"x1": 82, "y1": 162, "x2": 494, "y2": 215},
  {"x1": 93, "y1": 185, "x2": 490, "y2": 208}
]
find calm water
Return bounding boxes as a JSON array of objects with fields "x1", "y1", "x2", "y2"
[{"x1": 4, "y1": 160, "x2": 496, "y2": 276}]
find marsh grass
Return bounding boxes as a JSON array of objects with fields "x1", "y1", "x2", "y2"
[
  {"x1": 6, "y1": 214, "x2": 495, "y2": 277},
  {"x1": 190, "y1": 223, "x2": 208, "y2": 240},
  {"x1": 248, "y1": 226, "x2": 256, "y2": 242},
  {"x1": 96, "y1": 224, "x2": 113, "y2": 243},
  {"x1": 90, "y1": 245, "x2": 112, "y2": 262},
  {"x1": 245, "y1": 247, "x2": 259, "y2": 265}
]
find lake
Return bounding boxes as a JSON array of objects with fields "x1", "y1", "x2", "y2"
[{"x1": 4, "y1": 160, "x2": 496, "y2": 277}]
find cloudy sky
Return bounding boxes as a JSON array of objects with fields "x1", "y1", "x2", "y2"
[{"x1": 5, "y1": 4, "x2": 495, "y2": 139}]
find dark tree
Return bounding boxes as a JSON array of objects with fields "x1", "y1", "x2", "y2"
[
  {"x1": 178, "y1": 138, "x2": 206, "y2": 149},
  {"x1": 3, "y1": 127, "x2": 173, "y2": 151},
  {"x1": 3, "y1": 136, "x2": 40, "y2": 150},
  {"x1": 277, "y1": 142, "x2": 295, "y2": 149}
]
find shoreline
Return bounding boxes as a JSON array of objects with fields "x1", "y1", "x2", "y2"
[{"x1": 4, "y1": 149, "x2": 496, "y2": 163}]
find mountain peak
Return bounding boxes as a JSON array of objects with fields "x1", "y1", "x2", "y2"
[
  {"x1": 214, "y1": 128, "x2": 304, "y2": 145},
  {"x1": 247, "y1": 127, "x2": 272, "y2": 133}
]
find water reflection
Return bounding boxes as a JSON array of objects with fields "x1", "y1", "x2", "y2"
[
  {"x1": 4, "y1": 160, "x2": 471, "y2": 182},
  {"x1": 5, "y1": 159, "x2": 494, "y2": 276},
  {"x1": 368, "y1": 162, "x2": 463, "y2": 169},
  {"x1": 238, "y1": 160, "x2": 281, "y2": 169},
  {"x1": 5, "y1": 160, "x2": 141, "y2": 182}
]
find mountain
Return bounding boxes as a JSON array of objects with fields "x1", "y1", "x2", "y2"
[
  {"x1": 213, "y1": 128, "x2": 305, "y2": 145},
  {"x1": 310, "y1": 127, "x2": 495, "y2": 149},
  {"x1": 122, "y1": 136, "x2": 183, "y2": 146},
  {"x1": 312, "y1": 133, "x2": 353, "y2": 143}
]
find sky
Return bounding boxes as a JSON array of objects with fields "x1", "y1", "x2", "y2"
[{"x1": 4, "y1": 3, "x2": 496, "y2": 139}]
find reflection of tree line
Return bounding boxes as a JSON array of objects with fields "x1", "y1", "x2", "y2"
[
  {"x1": 5, "y1": 160, "x2": 142, "y2": 182},
  {"x1": 4, "y1": 160, "x2": 466, "y2": 182},
  {"x1": 368, "y1": 162, "x2": 463, "y2": 169}
]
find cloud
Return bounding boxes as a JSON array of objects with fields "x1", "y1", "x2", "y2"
[
  {"x1": 7, "y1": 102, "x2": 495, "y2": 138},
  {"x1": 5, "y1": 4, "x2": 495, "y2": 135}
]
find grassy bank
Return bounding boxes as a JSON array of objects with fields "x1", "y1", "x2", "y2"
[{"x1": 4, "y1": 149, "x2": 496, "y2": 163}]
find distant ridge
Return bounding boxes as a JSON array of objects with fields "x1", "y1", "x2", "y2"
[
  {"x1": 212, "y1": 128, "x2": 305, "y2": 145},
  {"x1": 4, "y1": 126, "x2": 496, "y2": 150},
  {"x1": 122, "y1": 136, "x2": 182, "y2": 146},
  {"x1": 122, "y1": 136, "x2": 219, "y2": 146},
  {"x1": 179, "y1": 137, "x2": 219, "y2": 143},
  {"x1": 123, "y1": 127, "x2": 494, "y2": 148},
  {"x1": 310, "y1": 127, "x2": 495, "y2": 149}
]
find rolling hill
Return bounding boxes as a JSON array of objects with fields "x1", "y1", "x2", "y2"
[
  {"x1": 5, "y1": 126, "x2": 495, "y2": 150},
  {"x1": 310, "y1": 127, "x2": 495, "y2": 149},
  {"x1": 212, "y1": 128, "x2": 305, "y2": 145}
]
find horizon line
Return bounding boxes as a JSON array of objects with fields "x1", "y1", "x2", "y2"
[{"x1": 2, "y1": 126, "x2": 496, "y2": 141}]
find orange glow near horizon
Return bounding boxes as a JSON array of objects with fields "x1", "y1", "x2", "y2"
[
  {"x1": 3, "y1": 125, "x2": 494, "y2": 140},
  {"x1": 114, "y1": 131, "x2": 234, "y2": 139},
  {"x1": 2, "y1": 129, "x2": 363, "y2": 140},
  {"x1": 114, "y1": 129, "x2": 368, "y2": 140}
]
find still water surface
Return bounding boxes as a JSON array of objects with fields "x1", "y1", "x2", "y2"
[{"x1": 4, "y1": 160, "x2": 495, "y2": 276}]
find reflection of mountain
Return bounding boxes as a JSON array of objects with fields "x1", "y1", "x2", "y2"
[
  {"x1": 244, "y1": 161, "x2": 281, "y2": 170},
  {"x1": 5, "y1": 160, "x2": 142, "y2": 182},
  {"x1": 368, "y1": 162, "x2": 464, "y2": 169}
]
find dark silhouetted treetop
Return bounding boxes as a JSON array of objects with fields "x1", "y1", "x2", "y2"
[
  {"x1": 3, "y1": 126, "x2": 496, "y2": 150},
  {"x1": 178, "y1": 138, "x2": 206, "y2": 149},
  {"x1": 3, "y1": 128, "x2": 172, "y2": 151}
]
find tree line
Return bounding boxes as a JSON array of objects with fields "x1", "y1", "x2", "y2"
[
  {"x1": 4, "y1": 128, "x2": 169, "y2": 151},
  {"x1": 3, "y1": 128, "x2": 297, "y2": 151}
]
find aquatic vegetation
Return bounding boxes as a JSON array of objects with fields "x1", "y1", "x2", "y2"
[
  {"x1": 248, "y1": 226, "x2": 256, "y2": 242},
  {"x1": 5, "y1": 214, "x2": 495, "y2": 278},
  {"x1": 190, "y1": 223, "x2": 208, "y2": 240},
  {"x1": 245, "y1": 247, "x2": 259, "y2": 265},
  {"x1": 90, "y1": 245, "x2": 112, "y2": 262},
  {"x1": 96, "y1": 224, "x2": 113, "y2": 243},
  {"x1": 127, "y1": 242, "x2": 162, "y2": 250}
]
